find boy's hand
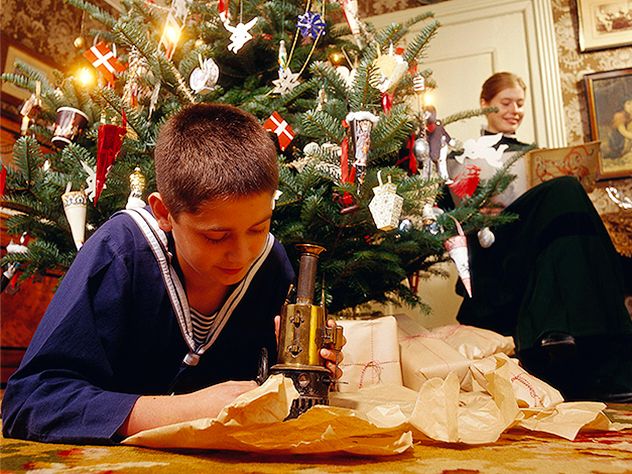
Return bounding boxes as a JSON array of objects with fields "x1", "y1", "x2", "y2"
[
  {"x1": 274, "y1": 316, "x2": 345, "y2": 380},
  {"x1": 321, "y1": 319, "x2": 345, "y2": 380}
]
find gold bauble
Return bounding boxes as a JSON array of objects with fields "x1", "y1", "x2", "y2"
[
  {"x1": 195, "y1": 38, "x2": 205, "y2": 48},
  {"x1": 74, "y1": 36, "x2": 86, "y2": 49},
  {"x1": 129, "y1": 167, "x2": 147, "y2": 196}
]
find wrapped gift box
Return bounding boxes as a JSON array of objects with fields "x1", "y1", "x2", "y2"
[
  {"x1": 336, "y1": 316, "x2": 403, "y2": 392},
  {"x1": 425, "y1": 324, "x2": 515, "y2": 360},
  {"x1": 394, "y1": 314, "x2": 472, "y2": 391}
]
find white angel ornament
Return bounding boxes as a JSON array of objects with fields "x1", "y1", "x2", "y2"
[
  {"x1": 224, "y1": 17, "x2": 258, "y2": 53},
  {"x1": 455, "y1": 133, "x2": 508, "y2": 168}
]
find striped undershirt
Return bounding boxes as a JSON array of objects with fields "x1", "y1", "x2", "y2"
[{"x1": 190, "y1": 308, "x2": 219, "y2": 348}]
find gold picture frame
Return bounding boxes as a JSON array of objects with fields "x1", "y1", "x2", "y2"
[
  {"x1": 577, "y1": 0, "x2": 632, "y2": 52},
  {"x1": 584, "y1": 68, "x2": 632, "y2": 180},
  {"x1": 0, "y1": 34, "x2": 58, "y2": 106}
]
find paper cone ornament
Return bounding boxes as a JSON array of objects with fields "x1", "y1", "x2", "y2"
[
  {"x1": 95, "y1": 118, "x2": 127, "y2": 204},
  {"x1": 61, "y1": 189, "x2": 88, "y2": 250},
  {"x1": 444, "y1": 218, "x2": 472, "y2": 297},
  {"x1": 346, "y1": 111, "x2": 379, "y2": 185},
  {"x1": 368, "y1": 171, "x2": 403, "y2": 231}
]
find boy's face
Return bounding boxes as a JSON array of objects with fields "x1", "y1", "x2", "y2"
[{"x1": 155, "y1": 191, "x2": 274, "y2": 288}]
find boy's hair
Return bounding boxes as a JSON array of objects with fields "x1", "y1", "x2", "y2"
[
  {"x1": 480, "y1": 72, "x2": 527, "y2": 103},
  {"x1": 154, "y1": 103, "x2": 278, "y2": 217}
]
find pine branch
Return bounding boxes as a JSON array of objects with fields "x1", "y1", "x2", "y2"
[
  {"x1": 65, "y1": 0, "x2": 117, "y2": 28},
  {"x1": 309, "y1": 61, "x2": 351, "y2": 101},
  {"x1": 12, "y1": 137, "x2": 43, "y2": 189},
  {"x1": 442, "y1": 106, "x2": 497, "y2": 126},
  {"x1": 403, "y1": 19, "x2": 440, "y2": 64},
  {"x1": 301, "y1": 109, "x2": 345, "y2": 143},
  {"x1": 349, "y1": 56, "x2": 380, "y2": 111}
]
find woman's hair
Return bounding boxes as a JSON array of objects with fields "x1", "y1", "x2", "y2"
[
  {"x1": 154, "y1": 103, "x2": 278, "y2": 218},
  {"x1": 480, "y1": 72, "x2": 527, "y2": 103}
]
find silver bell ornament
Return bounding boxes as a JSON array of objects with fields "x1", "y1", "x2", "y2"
[
  {"x1": 399, "y1": 219, "x2": 413, "y2": 232},
  {"x1": 477, "y1": 227, "x2": 495, "y2": 248},
  {"x1": 368, "y1": 171, "x2": 404, "y2": 231}
]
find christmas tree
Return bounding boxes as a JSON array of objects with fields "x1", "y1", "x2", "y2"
[{"x1": 1, "y1": 0, "x2": 523, "y2": 313}]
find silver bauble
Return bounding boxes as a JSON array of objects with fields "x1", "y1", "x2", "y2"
[
  {"x1": 303, "y1": 142, "x2": 321, "y2": 156},
  {"x1": 399, "y1": 219, "x2": 413, "y2": 232},
  {"x1": 477, "y1": 227, "x2": 495, "y2": 248},
  {"x1": 412, "y1": 138, "x2": 430, "y2": 159}
]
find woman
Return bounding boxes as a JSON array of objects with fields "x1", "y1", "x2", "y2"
[{"x1": 454, "y1": 72, "x2": 632, "y2": 402}]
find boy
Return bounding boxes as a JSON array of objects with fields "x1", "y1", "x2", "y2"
[{"x1": 2, "y1": 104, "x2": 343, "y2": 443}]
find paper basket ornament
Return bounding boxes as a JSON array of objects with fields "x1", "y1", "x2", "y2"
[
  {"x1": 368, "y1": 171, "x2": 403, "y2": 231},
  {"x1": 51, "y1": 107, "x2": 89, "y2": 147},
  {"x1": 61, "y1": 187, "x2": 88, "y2": 250},
  {"x1": 444, "y1": 217, "x2": 472, "y2": 297}
]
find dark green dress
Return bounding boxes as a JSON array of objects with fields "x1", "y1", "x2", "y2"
[{"x1": 455, "y1": 135, "x2": 632, "y2": 400}]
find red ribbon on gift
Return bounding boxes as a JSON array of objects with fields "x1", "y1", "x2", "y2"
[{"x1": 95, "y1": 113, "x2": 127, "y2": 205}]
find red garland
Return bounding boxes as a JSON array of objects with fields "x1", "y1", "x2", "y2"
[
  {"x1": 0, "y1": 163, "x2": 6, "y2": 196},
  {"x1": 448, "y1": 165, "x2": 481, "y2": 199},
  {"x1": 381, "y1": 92, "x2": 393, "y2": 114},
  {"x1": 95, "y1": 113, "x2": 127, "y2": 205},
  {"x1": 395, "y1": 133, "x2": 418, "y2": 175}
]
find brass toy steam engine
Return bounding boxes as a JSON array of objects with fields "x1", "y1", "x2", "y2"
[{"x1": 270, "y1": 244, "x2": 344, "y2": 418}]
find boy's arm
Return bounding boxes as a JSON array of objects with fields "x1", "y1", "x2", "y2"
[{"x1": 118, "y1": 380, "x2": 257, "y2": 436}]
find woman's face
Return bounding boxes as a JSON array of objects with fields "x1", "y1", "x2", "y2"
[{"x1": 481, "y1": 86, "x2": 525, "y2": 134}]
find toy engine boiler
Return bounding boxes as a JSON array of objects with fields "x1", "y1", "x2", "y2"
[{"x1": 271, "y1": 244, "x2": 344, "y2": 418}]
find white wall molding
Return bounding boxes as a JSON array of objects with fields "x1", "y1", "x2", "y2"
[{"x1": 367, "y1": 0, "x2": 567, "y2": 148}]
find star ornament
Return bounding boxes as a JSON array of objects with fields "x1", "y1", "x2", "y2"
[
  {"x1": 272, "y1": 67, "x2": 301, "y2": 95},
  {"x1": 224, "y1": 17, "x2": 258, "y2": 53},
  {"x1": 297, "y1": 12, "x2": 326, "y2": 39}
]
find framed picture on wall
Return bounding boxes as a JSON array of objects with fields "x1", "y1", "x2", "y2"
[
  {"x1": 577, "y1": 0, "x2": 632, "y2": 51},
  {"x1": 0, "y1": 34, "x2": 58, "y2": 106},
  {"x1": 584, "y1": 68, "x2": 632, "y2": 180}
]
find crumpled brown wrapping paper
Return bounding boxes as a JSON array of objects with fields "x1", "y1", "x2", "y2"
[
  {"x1": 124, "y1": 359, "x2": 619, "y2": 454},
  {"x1": 123, "y1": 375, "x2": 414, "y2": 455}
]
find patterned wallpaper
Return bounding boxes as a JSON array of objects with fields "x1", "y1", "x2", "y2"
[
  {"x1": 1, "y1": 0, "x2": 629, "y2": 212},
  {"x1": 551, "y1": 0, "x2": 632, "y2": 214},
  {"x1": 0, "y1": 0, "x2": 111, "y2": 69}
]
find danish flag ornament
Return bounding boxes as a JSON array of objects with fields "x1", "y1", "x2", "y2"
[
  {"x1": 83, "y1": 42, "x2": 126, "y2": 83},
  {"x1": 263, "y1": 111, "x2": 295, "y2": 151}
]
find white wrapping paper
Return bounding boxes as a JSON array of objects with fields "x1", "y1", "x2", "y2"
[{"x1": 337, "y1": 316, "x2": 403, "y2": 392}]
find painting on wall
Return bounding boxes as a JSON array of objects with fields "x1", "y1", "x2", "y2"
[
  {"x1": 577, "y1": 0, "x2": 632, "y2": 51},
  {"x1": 0, "y1": 34, "x2": 58, "y2": 107},
  {"x1": 584, "y1": 68, "x2": 632, "y2": 180}
]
